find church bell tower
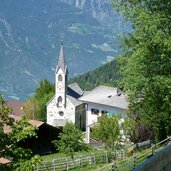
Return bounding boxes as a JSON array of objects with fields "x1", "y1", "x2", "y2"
[{"x1": 55, "y1": 41, "x2": 68, "y2": 108}]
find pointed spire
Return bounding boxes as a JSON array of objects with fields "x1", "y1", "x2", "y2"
[{"x1": 56, "y1": 40, "x2": 67, "y2": 72}]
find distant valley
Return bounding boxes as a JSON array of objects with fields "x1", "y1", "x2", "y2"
[{"x1": 0, "y1": 0, "x2": 131, "y2": 100}]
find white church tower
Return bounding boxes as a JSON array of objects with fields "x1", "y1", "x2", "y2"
[
  {"x1": 55, "y1": 41, "x2": 68, "y2": 108},
  {"x1": 47, "y1": 42, "x2": 86, "y2": 129}
]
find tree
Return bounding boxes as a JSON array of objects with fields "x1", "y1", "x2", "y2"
[
  {"x1": 113, "y1": 0, "x2": 171, "y2": 141},
  {"x1": 24, "y1": 79, "x2": 55, "y2": 121},
  {"x1": 34, "y1": 79, "x2": 54, "y2": 100},
  {"x1": 0, "y1": 95, "x2": 41, "y2": 170},
  {"x1": 91, "y1": 115, "x2": 121, "y2": 149},
  {"x1": 23, "y1": 97, "x2": 40, "y2": 120},
  {"x1": 53, "y1": 122, "x2": 87, "y2": 158},
  {"x1": 121, "y1": 118, "x2": 153, "y2": 143},
  {"x1": 121, "y1": 117, "x2": 137, "y2": 143}
]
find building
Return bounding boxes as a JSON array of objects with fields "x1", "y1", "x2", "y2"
[
  {"x1": 0, "y1": 157, "x2": 11, "y2": 165},
  {"x1": 3, "y1": 115, "x2": 61, "y2": 155},
  {"x1": 5, "y1": 101, "x2": 26, "y2": 116},
  {"x1": 79, "y1": 85, "x2": 128, "y2": 143},
  {"x1": 47, "y1": 42, "x2": 86, "y2": 130}
]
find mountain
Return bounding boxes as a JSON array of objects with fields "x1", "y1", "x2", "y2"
[
  {"x1": 61, "y1": 0, "x2": 129, "y2": 30},
  {"x1": 0, "y1": 0, "x2": 130, "y2": 101}
]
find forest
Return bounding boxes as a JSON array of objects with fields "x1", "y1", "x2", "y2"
[{"x1": 69, "y1": 59, "x2": 119, "y2": 91}]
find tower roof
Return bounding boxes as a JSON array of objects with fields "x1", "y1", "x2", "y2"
[{"x1": 56, "y1": 41, "x2": 67, "y2": 72}]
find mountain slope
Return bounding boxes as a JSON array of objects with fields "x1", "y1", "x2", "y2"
[
  {"x1": 69, "y1": 59, "x2": 119, "y2": 90},
  {"x1": 0, "y1": 0, "x2": 130, "y2": 100}
]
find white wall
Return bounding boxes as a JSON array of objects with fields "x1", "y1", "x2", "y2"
[
  {"x1": 47, "y1": 97, "x2": 75, "y2": 127},
  {"x1": 87, "y1": 103, "x2": 126, "y2": 126},
  {"x1": 86, "y1": 102, "x2": 126, "y2": 143}
]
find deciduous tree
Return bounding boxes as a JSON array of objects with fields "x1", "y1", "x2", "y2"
[
  {"x1": 24, "y1": 79, "x2": 54, "y2": 121},
  {"x1": 91, "y1": 115, "x2": 121, "y2": 149},
  {"x1": 53, "y1": 122, "x2": 87, "y2": 158},
  {"x1": 113, "y1": 0, "x2": 171, "y2": 141},
  {"x1": 0, "y1": 96, "x2": 41, "y2": 170}
]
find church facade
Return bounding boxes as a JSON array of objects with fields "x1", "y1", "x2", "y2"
[{"x1": 47, "y1": 43, "x2": 86, "y2": 130}]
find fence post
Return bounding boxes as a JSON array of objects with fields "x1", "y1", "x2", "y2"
[
  {"x1": 112, "y1": 160, "x2": 115, "y2": 171},
  {"x1": 133, "y1": 153, "x2": 137, "y2": 168},
  {"x1": 152, "y1": 144, "x2": 155, "y2": 155},
  {"x1": 52, "y1": 159, "x2": 55, "y2": 171},
  {"x1": 35, "y1": 163, "x2": 38, "y2": 171},
  {"x1": 79, "y1": 156, "x2": 82, "y2": 167},
  {"x1": 121, "y1": 149, "x2": 124, "y2": 159},
  {"x1": 66, "y1": 158, "x2": 68, "y2": 171},
  {"x1": 106, "y1": 151, "x2": 108, "y2": 163},
  {"x1": 94, "y1": 154, "x2": 96, "y2": 164},
  {"x1": 91, "y1": 154, "x2": 93, "y2": 164}
]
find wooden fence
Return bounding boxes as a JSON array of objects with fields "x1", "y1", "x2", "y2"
[
  {"x1": 95, "y1": 136, "x2": 171, "y2": 171},
  {"x1": 34, "y1": 152, "x2": 113, "y2": 171}
]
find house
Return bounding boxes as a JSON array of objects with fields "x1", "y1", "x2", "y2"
[
  {"x1": 5, "y1": 101, "x2": 26, "y2": 116},
  {"x1": 79, "y1": 85, "x2": 128, "y2": 143},
  {"x1": 0, "y1": 157, "x2": 11, "y2": 165},
  {"x1": 47, "y1": 42, "x2": 86, "y2": 130},
  {"x1": 3, "y1": 115, "x2": 61, "y2": 155}
]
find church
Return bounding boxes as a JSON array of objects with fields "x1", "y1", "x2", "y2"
[
  {"x1": 47, "y1": 42, "x2": 128, "y2": 143},
  {"x1": 47, "y1": 42, "x2": 86, "y2": 130}
]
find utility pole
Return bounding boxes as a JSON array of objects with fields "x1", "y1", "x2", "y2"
[{"x1": 32, "y1": 101, "x2": 35, "y2": 120}]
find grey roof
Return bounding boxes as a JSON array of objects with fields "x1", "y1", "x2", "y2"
[
  {"x1": 56, "y1": 43, "x2": 67, "y2": 72},
  {"x1": 68, "y1": 83, "x2": 84, "y2": 96},
  {"x1": 67, "y1": 83, "x2": 83, "y2": 106},
  {"x1": 79, "y1": 85, "x2": 128, "y2": 109},
  {"x1": 67, "y1": 94, "x2": 82, "y2": 107},
  {"x1": 83, "y1": 91, "x2": 90, "y2": 96}
]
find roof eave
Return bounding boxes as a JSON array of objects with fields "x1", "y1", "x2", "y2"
[{"x1": 78, "y1": 99, "x2": 128, "y2": 110}]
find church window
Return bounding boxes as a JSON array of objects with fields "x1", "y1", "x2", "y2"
[
  {"x1": 57, "y1": 96, "x2": 62, "y2": 107},
  {"x1": 58, "y1": 74, "x2": 63, "y2": 81},
  {"x1": 91, "y1": 108, "x2": 99, "y2": 115},
  {"x1": 59, "y1": 111, "x2": 64, "y2": 116}
]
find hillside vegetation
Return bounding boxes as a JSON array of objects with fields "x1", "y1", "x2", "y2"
[{"x1": 69, "y1": 59, "x2": 119, "y2": 90}]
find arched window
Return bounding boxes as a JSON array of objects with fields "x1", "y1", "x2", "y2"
[
  {"x1": 58, "y1": 74, "x2": 63, "y2": 81},
  {"x1": 57, "y1": 96, "x2": 62, "y2": 107}
]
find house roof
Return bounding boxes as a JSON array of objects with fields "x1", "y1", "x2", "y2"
[
  {"x1": 0, "y1": 157, "x2": 11, "y2": 165},
  {"x1": 3, "y1": 115, "x2": 44, "y2": 133},
  {"x1": 68, "y1": 83, "x2": 84, "y2": 96},
  {"x1": 5, "y1": 101, "x2": 26, "y2": 116},
  {"x1": 79, "y1": 85, "x2": 128, "y2": 109},
  {"x1": 67, "y1": 94, "x2": 82, "y2": 107},
  {"x1": 67, "y1": 83, "x2": 83, "y2": 106}
]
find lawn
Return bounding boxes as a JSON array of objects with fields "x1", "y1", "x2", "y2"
[
  {"x1": 41, "y1": 149, "x2": 107, "y2": 162},
  {"x1": 38, "y1": 149, "x2": 113, "y2": 171}
]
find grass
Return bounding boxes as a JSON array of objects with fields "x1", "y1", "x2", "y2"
[
  {"x1": 39, "y1": 149, "x2": 111, "y2": 171},
  {"x1": 69, "y1": 163, "x2": 105, "y2": 171},
  {"x1": 41, "y1": 149, "x2": 107, "y2": 162},
  {"x1": 40, "y1": 141, "x2": 169, "y2": 171}
]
